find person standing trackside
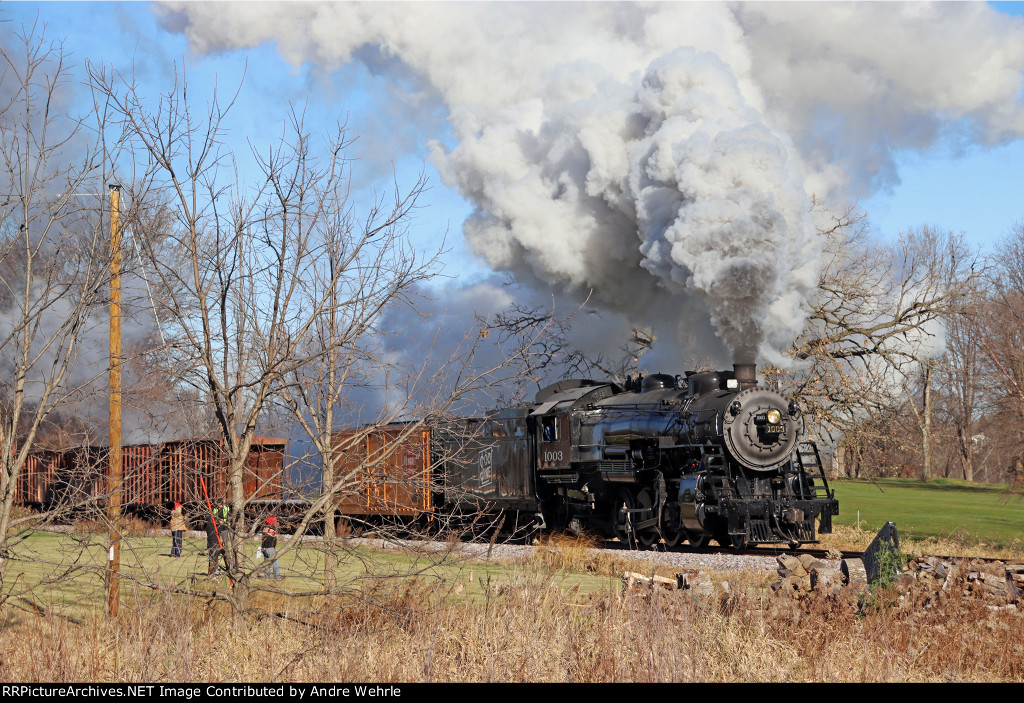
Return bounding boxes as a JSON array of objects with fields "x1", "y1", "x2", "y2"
[
  {"x1": 259, "y1": 515, "x2": 281, "y2": 580},
  {"x1": 205, "y1": 508, "x2": 226, "y2": 576},
  {"x1": 169, "y1": 502, "x2": 186, "y2": 557},
  {"x1": 217, "y1": 502, "x2": 234, "y2": 570}
]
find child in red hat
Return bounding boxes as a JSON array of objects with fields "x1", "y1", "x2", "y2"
[{"x1": 259, "y1": 515, "x2": 281, "y2": 579}]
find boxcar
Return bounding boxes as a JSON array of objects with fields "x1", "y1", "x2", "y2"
[
  {"x1": 329, "y1": 413, "x2": 543, "y2": 532},
  {"x1": 332, "y1": 425, "x2": 433, "y2": 519}
]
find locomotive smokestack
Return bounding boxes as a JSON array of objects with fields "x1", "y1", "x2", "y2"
[{"x1": 733, "y1": 363, "x2": 757, "y2": 389}]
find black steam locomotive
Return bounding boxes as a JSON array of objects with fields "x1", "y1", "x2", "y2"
[{"x1": 436, "y1": 363, "x2": 838, "y2": 548}]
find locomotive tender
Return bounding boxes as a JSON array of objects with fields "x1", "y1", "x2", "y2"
[{"x1": 434, "y1": 363, "x2": 838, "y2": 548}]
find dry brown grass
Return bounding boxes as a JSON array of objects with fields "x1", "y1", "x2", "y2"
[
  {"x1": 2, "y1": 562, "x2": 1022, "y2": 682},
  {"x1": 525, "y1": 532, "x2": 635, "y2": 576},
  {"x1": 71, "y1": 516, "x2": 157, "y2": 538},
  {"x1": 818, "y1": 524, "x2": 1024, "y2": 561}
]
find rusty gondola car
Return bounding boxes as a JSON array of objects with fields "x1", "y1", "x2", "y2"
[{"x1": 14, "y1": 436, "x2": 288, "y2": 518}]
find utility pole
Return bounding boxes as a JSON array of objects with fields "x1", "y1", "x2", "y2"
[{"x1": 107, "y1": 183, "x2": 122, "y2": 617}]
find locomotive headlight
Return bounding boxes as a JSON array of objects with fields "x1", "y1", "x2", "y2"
[{"x1": 766, "y1": 409, "x2": 782, "y2": 425}]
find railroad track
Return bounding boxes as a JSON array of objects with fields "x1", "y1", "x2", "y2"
[
  {"x1": 597, "y1": 538, "x2": 861, "y2": 561},
  {"x1": 601, "y1": 539, "x2": 1024, "y2": 565}
]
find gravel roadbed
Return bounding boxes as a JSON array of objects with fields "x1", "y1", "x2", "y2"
[
  {"x1": 341, "y1": 536, "x2": 795, "y2": 573},
  {"x1": 33, "y1": 527, "x2": 817, "y2": 573}
]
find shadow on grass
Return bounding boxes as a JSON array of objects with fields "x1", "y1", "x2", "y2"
[{"x1": 837, "y1": 478, "x2": 1015, "y2": 494}]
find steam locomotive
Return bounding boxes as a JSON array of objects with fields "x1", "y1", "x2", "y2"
[
  {"x1": 13, "y1": 363, "x2": 836, "y2": 550},
  {"x1": 432, "y1": 363, "x2": 838, "y2": 548}
]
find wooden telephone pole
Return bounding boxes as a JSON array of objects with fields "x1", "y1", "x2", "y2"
[{"x1": 106, "y1": 183, "x2": 122, "y2": 617}]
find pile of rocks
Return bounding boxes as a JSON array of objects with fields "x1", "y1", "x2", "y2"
[
  {"x1": 772, "y1": 553, "x2": 845, "y2": 598},
  {"x1": 903, "y1": 556, "x2": 1022, "y2": 608}
]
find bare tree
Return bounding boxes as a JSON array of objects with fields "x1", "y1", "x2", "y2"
[
  {"x1": 89, "y1": 59, "x2": 558, "y2": 612},
  {"x1": 932, "y1": 286, "x2": 990, "y2": 482},
  {"x1": 91, "y1": 61, "x2": 407, "y2": 607},
  {"x1": 0, "y1": 23, "x2": 119, "y2": 594},
  {"x1": 479, "y1": 294, "x2": 663, "y2": 401},
  {"x1": 781, "y1": 203, "x2": 981, "y2": 480},
  {"x1": 975, "y1": 222, "x2": 1024, "y2": 485},
  {"x1": 264, "y1": 147, "x2": 444, "y2": 591}
]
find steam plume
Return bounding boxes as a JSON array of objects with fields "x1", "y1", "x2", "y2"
[{"x1": 158, "y1": 2, "x2": 1024, "y2": 365}]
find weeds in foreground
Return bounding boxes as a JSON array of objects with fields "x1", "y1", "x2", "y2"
[
  {"x1": 816, "y1": 524, "x2": 1024, "y2": 561},
  {"x1": 526, "y1": 533, "x2": 635, "y2": 576},
  {"x1": 2, "y1": 564, "x2": 1022, "y2": 682}
]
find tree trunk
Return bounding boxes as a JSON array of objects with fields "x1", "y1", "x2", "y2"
[
  {"x1": 322, "y1": 451, "x2": 337, "y2": 593},
  {"x1": 833, "y1": 444, "x2": 847, "y2": 478},
  {"x1": 922, "y1": 361, "x2": 933, "y2": 481}
]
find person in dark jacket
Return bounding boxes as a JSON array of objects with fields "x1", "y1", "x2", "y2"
[
  {"x1": 205, "y1": 509, "x2": 226, "y2": 576},
  {"x1": 259, "y1": 515, "x2": 281, "y2": 580}
]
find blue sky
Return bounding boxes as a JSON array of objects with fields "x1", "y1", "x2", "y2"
[
  {"x1": 859, "y1": 0, "x2": 1024, "y2": 249},
  {"x1": 4, "y1": 1, "x2": 1021, "y2": 266},
  {"x1": 1, "y1": 1, "x2": 487, "y2": 278},
  {"x1": 861, "y1": 122, "x2": 1024, "y2": 247},
  {"x1": 855, "y1": 0, "x2": 1024, "y2": 248}
]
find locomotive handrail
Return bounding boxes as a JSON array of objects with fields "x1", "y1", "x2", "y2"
[{"x1": 583, "y1": 407, "x2": 722, "y2": 425}]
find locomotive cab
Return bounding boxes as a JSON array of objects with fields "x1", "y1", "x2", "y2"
[{"x1": 537, "y1": 414, "x2": 568, "y2": 468}]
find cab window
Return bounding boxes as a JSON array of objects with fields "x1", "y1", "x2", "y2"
[{"x1": 541, "y1": 416, "x2": 559, "y2": 442}]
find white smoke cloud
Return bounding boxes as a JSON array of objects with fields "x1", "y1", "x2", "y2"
[{"x1": 157, "y1": 1, "x2": 1024, "y2": 367}]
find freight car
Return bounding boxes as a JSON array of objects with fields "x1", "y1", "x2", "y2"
[
  {"x1": 332, "y1": 364, "x2": 838, "y2": 549},
  {"x1": 331, "y1": 426, "x2": 434, "y2": 520},
  {"x1": 15, "y1": 436, "x2": 288, "y2": 520}
]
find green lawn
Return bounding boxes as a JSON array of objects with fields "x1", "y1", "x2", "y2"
[
  {"x1": 831, "y1": 478, "x2": 1024, "y2": 547},
  {"x1": 2, "y1": 530, "x2": 618, "y2": 618}
]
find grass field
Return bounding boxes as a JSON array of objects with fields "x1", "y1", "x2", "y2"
[
  {"x1": 830, "y1": 477, "x2": 1024, "y2": 550},
  {"x1": 1, "y1": 529, "x2": 623, "y2": 621},
  {"x1": 2, "y1": 527, "x2": 1023, "y2": 682},
  {"x1": 5, "y1": 476, "x2": 1024, "y2": 619}
]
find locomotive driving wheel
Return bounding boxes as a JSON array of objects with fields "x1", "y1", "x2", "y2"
[
  {"x1": 713, "y1": 532, "x2": 733, "y2": 548},
  {"x1": 687, "y1": 531, "x2": 711, "y2": 548},
  {"x1": 660, "y1": 504, "x2": 685, "y2": 548},
  {"x1": 611, "y1": 489, "x2": 636, "y2": 543},
  {"x1": 635, "y1": 488, "x2": 660, "y2": 548},
  {"x1": 660, "y1": 528, "x2": 684, "y2": 548}
]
